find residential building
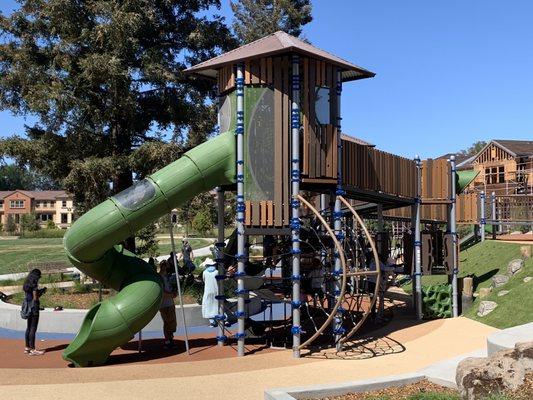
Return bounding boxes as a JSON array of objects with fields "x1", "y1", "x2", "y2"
[
  {"x1": 469, "y1": 140, "x2": 533, "y2": 195},
  {"x1": 0, "y1": 190, "x2": 74, "y2": 229}
]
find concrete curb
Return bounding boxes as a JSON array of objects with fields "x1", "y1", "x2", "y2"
[
  {"x1": 264, "y1": 372, "x2": 424, "y2": 400},
  {"x1": 0, "y1": 296, "x2": 263, "y2": 334},
  {"x1": 487, "y1": 322, "x2": 533, "y2": 355}
]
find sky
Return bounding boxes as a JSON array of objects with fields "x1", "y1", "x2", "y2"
[{"x1": 1, "y1": 0, "x2": 533, "y2": 159}]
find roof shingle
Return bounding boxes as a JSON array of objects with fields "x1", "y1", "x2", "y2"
[{"x1": 185, "y1": 31, "x2": 375, "y2": 82}]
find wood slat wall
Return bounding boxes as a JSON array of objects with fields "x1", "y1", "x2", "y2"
[
  {"x1": 341, "y1": 139, "x2": 417, "y2": 198},
  {"x1": 217, "y1": 65, "x2": 235, "y2": 93},
  {"x1": 301, "y1": 58, "x2": 338, "y2": 180},
  {"x1": 243, "y1": 56, "x2": 291, "y2": 228}
]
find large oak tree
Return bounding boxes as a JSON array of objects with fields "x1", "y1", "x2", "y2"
[{"x1": 0, "y1": 0, "x2": 235, "y2": 215}]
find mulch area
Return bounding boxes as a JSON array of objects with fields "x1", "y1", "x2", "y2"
[
  {"x1": 315, "y1": 380, "x2": 458, "y2": 400},
  {"x1": 314, "y1": 374, "x2": 533, "y2": 400}
]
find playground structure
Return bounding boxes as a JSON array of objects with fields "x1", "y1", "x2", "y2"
[{"x1": 61, "y1": 31, "x2": 481, "y2": 367}]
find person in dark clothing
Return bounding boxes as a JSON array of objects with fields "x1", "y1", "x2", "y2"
[
  {"x1": 22, "y1": 269, "x2": 46, "y2": 356},
  {"x1": 179, "y1": 240, "x2": 195, "y2": 274}
]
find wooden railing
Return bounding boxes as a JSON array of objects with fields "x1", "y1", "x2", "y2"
[{"x1": 341, "y1": 139, "x2": 416, "y2": 199}]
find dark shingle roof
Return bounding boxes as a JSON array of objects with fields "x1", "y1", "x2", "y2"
[
  {"x1": 493, "y1": 139, "x2": 533, "y2": 156},
  {"x1": 185, "y1": 31, "x2": 375, "y2": 82}
]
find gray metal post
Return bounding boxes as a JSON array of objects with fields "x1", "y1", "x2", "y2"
[
  {"x1": 290, "y1": 55, "x2": 302, "y2": 357},
  {"x1": 480, "y1": 191, "x2": 486, "y2": 242},
  {"x1": 333, "y1": 69, "x2": 344, "y2": 350},
  {"x1": 491, "y1": 191, "x2": 497, "y2": 240},
  {"x1": 449, "y1": 156, "x2": 459, "y2": 318},
  {"x1": 414, "y1": 156, "x2": 423, "y2": 320},
  {"x1": 216, "y1": 187, "x2": 226, "y2": 346},
  {"x1": 376, "y1": 204, "x2": 385, "y2": 318},
  {"x1": 235, "y1": 63, "x2": 246, "y2": 356},
  {"x1": 169, "y1": 215, "x2": 190, "y2": 354}
]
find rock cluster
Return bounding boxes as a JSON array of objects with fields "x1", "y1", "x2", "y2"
[{"x1": 456, "y1": 341, "x2": 533, "y2": 399}]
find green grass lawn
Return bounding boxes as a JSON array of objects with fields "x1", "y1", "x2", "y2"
[
  {"x1": 0, "y1": 237, "x2": 215, "y2": 276},
  {"x1": 402, "y1": 241, "x2": 533, "y2": 329},
  {"x1": 0, "y1": 238, "x2": 68, "y2": 275}
]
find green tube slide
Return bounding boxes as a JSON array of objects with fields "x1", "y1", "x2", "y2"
[
  {"x1": 456, "y1": 170, "x2": 479, "y2": 194},
  {"x1": 62, "y1": 131, "x2": 236, "y2": 367}
]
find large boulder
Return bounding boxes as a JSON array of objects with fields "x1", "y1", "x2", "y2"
[
  {"x1": 516, "y1": 341, "x2": 533, "y2": 370},
  {"x1": 477, "y1": 300, "x2": 497, "y2": 317},
  {"x1": 492, "y1": 274, "x2": 509, "y2": 288},
  {"x1": 456, "y1": 342, "x2": 533, "y2": 399},
  {"x1": 507, "y1": 259, "x2": 524, "y2": 276}
]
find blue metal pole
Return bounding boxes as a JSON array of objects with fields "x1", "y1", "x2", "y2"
[
  {"x1": 235, "y1": 63, "x2": 246, "y2": 356},
  {"x1": 290, "y1": 55, "x2": 302, "y2": 358},
  {"x1": 414, "y1": 155, "x2": 423, "y2": 320},
  {"x1": 480, "y1": 191, "x2": 486, "y2": 242},
  {"x1": 333, "y1": 70, "x2": 344, "y2": 350},
  {"x1": 449, "y1": 155, "x2": 458, "y2": 318}
]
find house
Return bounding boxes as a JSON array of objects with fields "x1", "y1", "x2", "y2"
[
  {"x1": 0, "y1": 190, "x2": 75, "y2": 229},
  {"x1": 468, "y1": 140, "x2": 533, "y2": 194}
]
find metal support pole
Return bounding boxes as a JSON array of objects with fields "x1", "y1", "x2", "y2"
[
  {"x1": 376, "y1": 204, "x2": 385, "y2": 319},
  {"x1": 333, "y1": 69, "x2": 344, "y2": 350},
  {"x1": 449, "y1": 156, "x2": 459, "y2": 318},
  {"x1": 216, "y1": 187, "x2": 226, "y2": 346},
  {"x1": 235, "y1": 63, "x2": 246, "y2": 356},
  {"x1": 169, "y1": 215, "x2": 190, "y2": 354},
  {"x1": 480, "y1": 191, "x2": 486, "y2": 242},
  {"x1": 290, "y1": 55, "x2": 301, "y2": 358},
  {"x1": 414, "y1": 156, "x2": 423, "y2": 320},
  {"x1": 491, "y1": 191, "x2": 497, "y2": 240}
]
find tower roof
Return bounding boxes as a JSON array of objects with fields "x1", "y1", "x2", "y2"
[{"x1": 185, "y1": 31, "x2": 375, "y2": 82}]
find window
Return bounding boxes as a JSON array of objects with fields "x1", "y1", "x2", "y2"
[
  {"x1": 62, "y1": 200, "x2": 67, "y2": 208},
  {"x1": 485, "y1": 166, "x2": 505, "y2": 184},
  {"x1": 61, "y1": 213, "x2": 68, "y2": 224},
  {"x1": 315, "y1": 86, "x2": 330, "y2": 125},
  {"x1": 0, "y1": 200, "x2": 3, "y2": 208},
  {"x1": 40, "y1": 214, "x2": 53, "y2": 222},
  {"x1": 10, "y1": 200, "x2": 24, "y2": 208}
]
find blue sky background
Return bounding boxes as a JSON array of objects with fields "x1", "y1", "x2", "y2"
[{"x1": 1, "y1": 0, "x2": 532, "y2": 159}]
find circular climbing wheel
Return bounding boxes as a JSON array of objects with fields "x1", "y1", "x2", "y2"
[{"x1": 294, "y1": 195, "x2": 381, "y2": 352}]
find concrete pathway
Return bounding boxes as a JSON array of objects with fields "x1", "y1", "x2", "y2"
[{"x1": 0, "y1": 317, "x2": 497, "y2": 399}]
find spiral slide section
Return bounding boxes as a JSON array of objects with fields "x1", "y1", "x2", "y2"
[{"x1": 62, "y1": 131, "x2": 236, "y2": 367}]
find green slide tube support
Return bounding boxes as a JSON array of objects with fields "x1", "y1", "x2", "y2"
[{"x1": 62, "y1": 131, "x2": 236, "y2": 367}]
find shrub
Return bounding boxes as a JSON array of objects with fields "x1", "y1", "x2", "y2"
[
  {"x1": 46, "y1": 220, "x2": 57, "y2": 230},
  {"x1": 4, "y1": 214, "x2": 16, "y2": 234},
  {"x1": 21, "y1": 229, "x2": 66, "y2": 238}
]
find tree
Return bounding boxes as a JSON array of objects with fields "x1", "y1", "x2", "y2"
[
  {"x1": 231, "y1": 0, "x2": 312, "y2": 44},
  {"x1": 177, "y1": 191, "x2": 217, "y2": 235},
  {"x1": 20, "y1": 213, "x2": 40, "y2": 232},
  {"x1": 0, "y1": 164, "x2": 58, "y2": 191},
  {"x1": 0, "y1": 1, "x2": 235, "y2": 216},
  {"x1": 136, "y1": 223, "x2": 159, "y2": 258},
  {"x1": 459, "y1": 141, "x2": 487, "y2": 157},
  {"x1": 4, "y1": 214, "x2": 16, "y2": 234},
  {"x1": 192, "y1": 208, "x2": 213, "y2": 236}
]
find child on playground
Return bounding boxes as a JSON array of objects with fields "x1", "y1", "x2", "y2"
[
  {"x1": 158, "y1": 260, "x2": 177, "y2": 349},
  {"x1": 21, "y1": 269, "x2": 47, "y2": 356}
]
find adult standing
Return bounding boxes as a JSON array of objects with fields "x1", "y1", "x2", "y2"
[
  {"x1": 22, "y1": 269, "x2": 46, "y2": 356},
  {"x1": 158, "y1": 260, "x2": 177, "y2": 349},
  {"x1": 180, "y1": 240, "x2": 195, "y2": 274}
]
